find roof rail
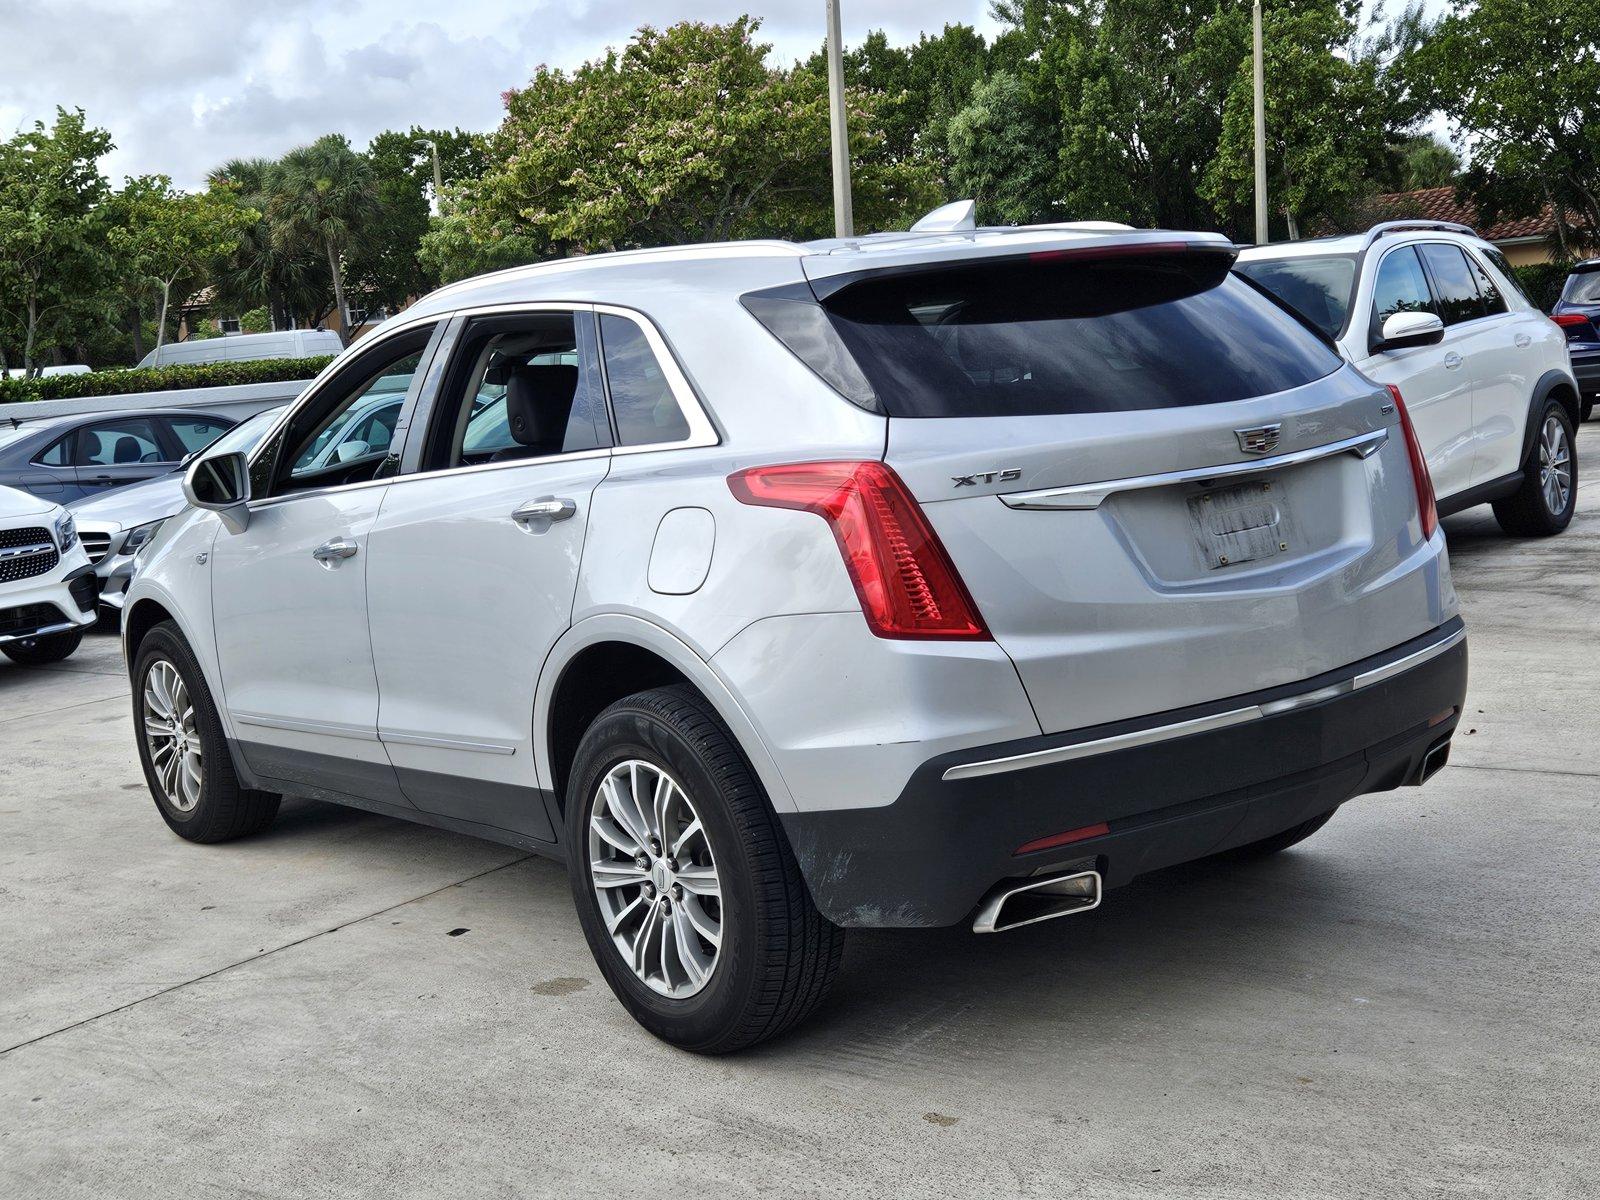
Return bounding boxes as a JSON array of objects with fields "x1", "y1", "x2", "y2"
[{"x1": 1363, "y1": 219, "x2": 1478, "y2": 249}]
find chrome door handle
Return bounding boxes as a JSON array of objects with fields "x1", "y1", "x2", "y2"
[
  {"x1": 1515, "y1": 333, "x2": 1532, "y2": 348},
  {"x1": 312, "y1": 538, "x2": 359, "y2": 564},
  {"x1": 512, "y1": 498, "x2": 577, "y2": 524},
  {"x1": 1443, "y1": 352, "x2": 1463, "y2": 369}
]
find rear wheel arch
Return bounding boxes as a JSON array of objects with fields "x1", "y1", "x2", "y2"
[
  {"x1": 536, "y1": 616, "x2": 795, "y2": 818},
  {"x1": 1522, "y1": 371, "x2": 1581, "y2": 463}
]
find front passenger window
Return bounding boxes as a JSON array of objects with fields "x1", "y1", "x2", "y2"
[{"x1": 1372, "y1": 246, "x2": 1438, "y2": 328}]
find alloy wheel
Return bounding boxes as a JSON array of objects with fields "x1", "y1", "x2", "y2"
[
  {"x1": 143, "y1": 659, "x2": 202, "y2": 812},
  {"x1": 588, "y1": 759, "x2": 722, "y2": 998},
  {"x1": 1539, "y1": 414, "x2": 1572, "y2": 516}
]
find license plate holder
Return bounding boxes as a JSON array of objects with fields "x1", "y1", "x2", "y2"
[{"x1": 1188, "y1": 479, "x2": 1290, "y2": 569}]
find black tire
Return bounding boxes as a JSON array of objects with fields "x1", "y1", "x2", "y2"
[
  {"x1": 1492, "y1": 398, "x2": 1577, "y2": 536},
  {"x1": 1230, "y1": 810, "x2": 1336, "y2": 858},
  {"x1": 1, "y1": 627, "x2": 83, "y2": 664},
  {"x1": 565, "y1": 684, "x2": 844, "y2": 1054},
  {"x1": 132, "y1": 620, "x2": 280, "y2": 843}
]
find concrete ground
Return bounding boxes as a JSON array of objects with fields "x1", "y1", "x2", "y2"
[{"x1": 2, "y1": 427, "x2": 1596, "y2": 1199}]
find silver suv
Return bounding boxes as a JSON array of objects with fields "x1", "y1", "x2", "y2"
[{"x1": 122, "y1": 216, "x2": 1468, "y2": 1052}]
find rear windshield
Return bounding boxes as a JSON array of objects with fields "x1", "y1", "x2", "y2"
[
  {"x1": 1562, "y1": 269, "x2": 1600, "y2": 304},
  {"x1": 818, "y1": 253, "x2": 1342, "y2": 418},
  {"x1": 1233, "y1": 254, "x2": 1357, "y2": 339}
]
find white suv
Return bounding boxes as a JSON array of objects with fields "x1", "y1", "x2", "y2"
[
  {"x1": 122, "y1": 217, "x2": 1468, "y2": 1051},
  {"x1": 1237, "y1": 221, "x2": 1580, "y2": 535},
  {"x1": 0, "y1": 484, "x2": 97, "y2": 663}
]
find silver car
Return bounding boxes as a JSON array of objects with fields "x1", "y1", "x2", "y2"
[
  {"x1": 71, "y1": 407, "x2": 288, "y2": 609},
  {"x1": 121, "y1": 212, "x2": 1467, "y2": 1051}
]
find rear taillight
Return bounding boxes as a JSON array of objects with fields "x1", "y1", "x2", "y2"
[
  {"x1": 1388, "y1": 385, "x2": 1438, "y2": 542},
  {"x1": 728, "y1": 461, "x2": 989, "y2": 640},
  {"x1": 1553, "y1": 313, "x2": 1595, "y2": 339}
]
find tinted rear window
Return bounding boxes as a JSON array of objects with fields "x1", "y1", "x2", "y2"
[
  {"x1": 1563, "y1": 270, "x2": 1600, "y2": 304},
  {"x1": 820, "y1": 254, "x2": 1342, "y2": 418},
  {"x1": 1234, "y1": 254, "x2": 1356, "y2": 339}
]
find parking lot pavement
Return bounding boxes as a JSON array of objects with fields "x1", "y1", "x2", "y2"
[{"x1": 2, "y1": 427, "x2": 1596, "y2": 1199}]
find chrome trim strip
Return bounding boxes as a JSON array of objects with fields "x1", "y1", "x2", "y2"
[
  {"x1": 1352, "y1": 624, "x2": 1467, "y2": 690},
  {"x1": 0, "y1": 542, "x2": 54, "y2": 561},
  {"x1": 378, "y1": 729, "x2": 519, "y2": 755},
  {"x1": 942, "y1": 706, "x2": 1260, "y2": 781},
  {"x1": 229, "y1": 711, "x2": 381, "y2": 742},
  {"x1": 0, "y1": 620, "x2": 78, "y2": 644},
  {"x1": 941, "y1": 624, "x2": 1465, "y2": 782},
  {"x1": 999, "y1": 428, "x2": 1389, "y2": 511}
]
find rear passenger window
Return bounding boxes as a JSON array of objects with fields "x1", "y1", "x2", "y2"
[
  {"x1": 1418, "y1": 244, "x2": 1486, "y2": 325},
  {"x1": 426, "y1": 311, "x2": 610, "y2": 471},
  {"x1": 1466, "y1": 252, "x2": 1508, "y2": 316},
  {"x1": 73, "y1": 417, "x2": 165, "y2": 466},
  {"x1": 599, "y1": 314, "x2": 691, "y2": 446},
  {"x1": 1372, "y1": 246, "x2": 1439, "y2": 331}
]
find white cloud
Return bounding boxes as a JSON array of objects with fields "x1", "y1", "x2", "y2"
[{"x1": 0, "y1": 0, "x2": 1002, "y2": 188}]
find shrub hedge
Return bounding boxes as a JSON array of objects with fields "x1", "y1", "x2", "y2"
[
  {"x1": 0, "y1": 355, "x2": 336, "y2": 405},
  {"x1": 1511, "y1": 261, "x2": 1574, "y2": 314}
]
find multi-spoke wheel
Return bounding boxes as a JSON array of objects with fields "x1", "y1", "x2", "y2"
[
  {"x1": 1494, "y1": 398, "x2": 1577, "y2": 536},
  {"x1": 566, "y1": 685, "x2": 845, "y2": 1053},
  {"x1": 144, "y1": 660, "x2": 203, "y2": 812},
  {"x1": 131, "y1": 621, "x2": 280, "y2": 843},
  {"x1": 1538, "y1": 414, "x2": 1572, "y2": 517},
  {"x1": 589, "y1": 760, "x2": 722, "y2": 997}
]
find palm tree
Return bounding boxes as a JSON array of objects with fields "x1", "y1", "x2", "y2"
[
  {"x1": 207, "y1": 157, "x2": 326, "y2": 331},
  {"x1": 269, "y1": 135, "x2": 380, "y2": 346}
]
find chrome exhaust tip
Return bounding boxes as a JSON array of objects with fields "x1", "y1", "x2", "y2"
[{"x1": 972, "y1": 869, "x2": 1102, "y2": 934}]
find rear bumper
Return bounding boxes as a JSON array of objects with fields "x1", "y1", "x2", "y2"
[
  {"x1": 1571, "y1": 349, "x2": 1599, "y2": 396},
  {"x1": 781, "y1": 617, "x2": 1467, "y2": 928}
]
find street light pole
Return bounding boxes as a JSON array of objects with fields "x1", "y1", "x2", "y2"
[
  {"x1": 1252, "y1": 0, "x2": 1268, "y2": 245},
  {"x1": 825, "y1": 0, "x2": 854, "y2": 239},
  {"x1": 422, "y1": 138, "x2": 444, "y2": 217}
]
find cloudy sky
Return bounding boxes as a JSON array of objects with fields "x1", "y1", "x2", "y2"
[{"x1": 0, "y1": 1, "x2": 1006, "y2": 188}]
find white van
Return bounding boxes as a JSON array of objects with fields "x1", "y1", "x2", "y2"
[{"x1": 136, "y1": 330, "x2": 342, "y2": 370}]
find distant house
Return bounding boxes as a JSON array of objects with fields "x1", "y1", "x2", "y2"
[
  {"x1": 173, "y1": 288, "x2": 401, "y2": 345},
  {"x1": 1363, "y1": 187, "x2": 1586, "y2": 267}
]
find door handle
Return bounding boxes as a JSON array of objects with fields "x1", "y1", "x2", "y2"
[
  {"x1": 312, "y1": 538, "x2": 359, "y2": 565},
  {"x1": 1514, "y1": 333, "x2": 1532, "y2": 348},
  {"x1": 1443, "y1": 352, "x2": 1463, "y2": 370},
  {"x1": 512, "y1": 498, "x2": 577, "y2": 525}
]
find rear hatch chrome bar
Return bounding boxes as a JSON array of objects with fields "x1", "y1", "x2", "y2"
[{"x1": 999, "y1": 427, "x2": 1389, "y2": 511}]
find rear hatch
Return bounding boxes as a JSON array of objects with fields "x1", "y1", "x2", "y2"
[{"x1": 803, "y1": 242, "x2": 1445, "y2": 735}]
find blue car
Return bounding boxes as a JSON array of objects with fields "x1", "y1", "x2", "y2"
[
  {"x1": 0, "y1": 408, "x2": 237, "y2": 503},
  {"x1": 1552, "y1": 259, "x2": 1600, "y2": 422}
]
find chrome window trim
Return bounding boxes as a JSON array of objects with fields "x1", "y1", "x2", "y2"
[
  {"x1": 999, "y1": 427, "x2": 1388, "y2": 511},
  {"x1": 941, "y1": 624, "x2": 1465, "y2": 782}
]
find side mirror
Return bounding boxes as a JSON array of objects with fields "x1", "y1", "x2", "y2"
[
  {"x1": 182, "y1": 450, "x2": 251, "y2": 534},
  {"x1": 333, "y1": 439, "x2": 369, "y2": 464},
  {"x1": 1376, "y1": 311, "x2": 1445, "y2": 352}
]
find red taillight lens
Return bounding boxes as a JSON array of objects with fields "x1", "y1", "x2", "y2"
[
  {"x1": 1552, "y1": 313, "x2": 1589, "y2": 328},
  {"x1": 1388, "y1": 384, "x2": 1438, "y2": 542},
  {"x1": 728, "y1": 461, "x2": 989, "y2": 640}
]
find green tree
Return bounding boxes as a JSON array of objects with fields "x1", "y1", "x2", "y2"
[
  {"x1": 1204, "y1": 0, "x2": 1395, "y2": 238},
  {"x1": 1404, "y1": 0, "x2": 1600, "y2": 254},
  {"x1": 105, "y1": 175, "x2": 255, "y2": 356},
  {"x1": 346, "y1": 127, "x2": 486, "y2": 314},
  {"x1": 269, "y1": 135, "x2": 381, "y2": 345},
  {"x1": 207, "y1": 157, "x2": 329, "y2": 332},
  {"x1": 422, "y1": 18, "x2": 938, "y2": 282},
  {"x1": 947, "y1": 71, "x2": 1060, "y2": 223},
  {"x1": 0, "y1": 108, "x2": 112, "y2": 373}
]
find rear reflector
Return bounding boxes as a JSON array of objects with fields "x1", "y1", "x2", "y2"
[
  {"x1": 1428, "y1": 706, "x2": 1458, "y2": 728},
  {"x1": 1014, "y1": 822, "x2": 1111, "y2": 856},
  {"x1": 1388, "y1": 385, "x2": 1439, "y2": 542},
  {"x1": 728, "y1": 461, "x2": 989, "y2": 640}
]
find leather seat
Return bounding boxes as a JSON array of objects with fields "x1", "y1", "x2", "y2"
[
  {"x1": 489, "y1": 364, "x2": 579, "y2": 461},
  {"x1": 113, "y1": 436, "x2": 142, "y2": 464}
]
